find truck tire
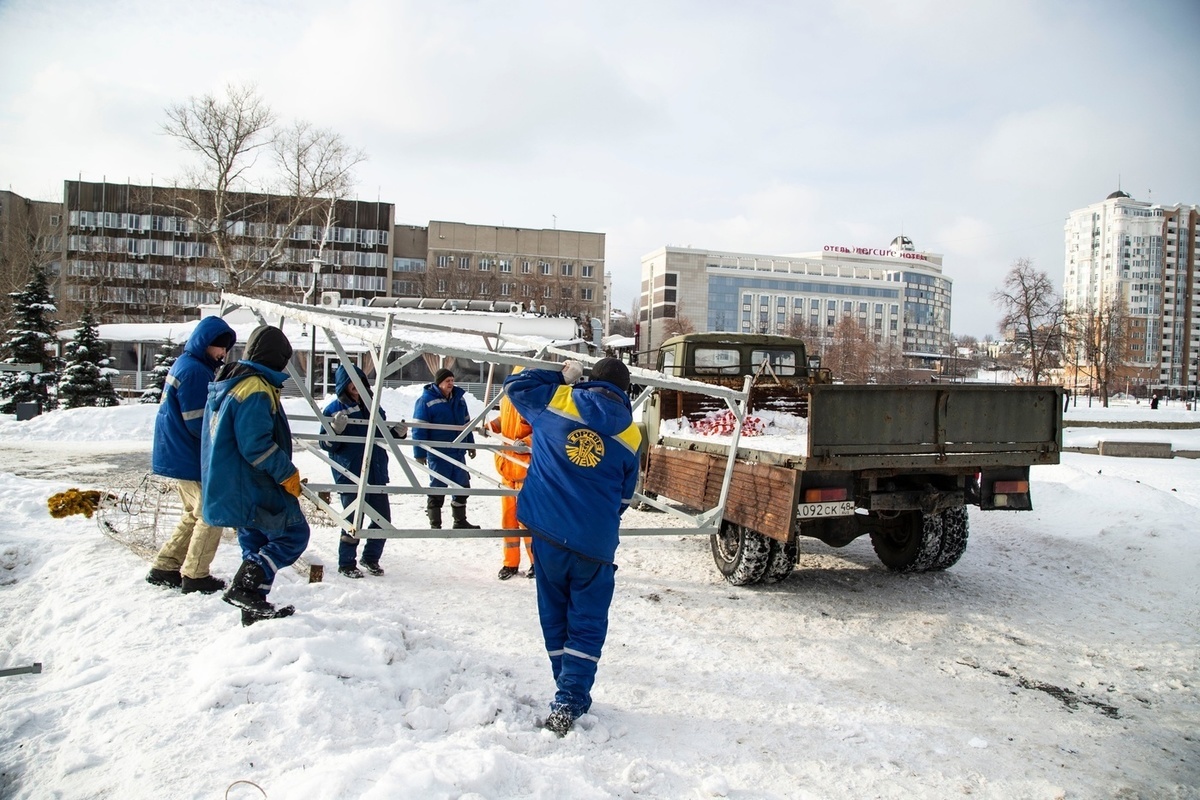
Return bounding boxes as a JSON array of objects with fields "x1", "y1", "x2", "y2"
[
  {"x1": 762, "y1": 539, "x2": 797, "y2": 583},
  {"x1": 931, "y1": 507, "x2": 969, "y2": 570},
  {"x1": 868, "y1": 511, "x2": 943, "y2": 572},
  {"x1": 711, "y1": 521, "x2": 771, "y2": 585}
]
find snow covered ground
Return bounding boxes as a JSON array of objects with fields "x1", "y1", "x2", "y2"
[{"x1": 1, "y1": 397, "x2": 1197, "y2": 799}]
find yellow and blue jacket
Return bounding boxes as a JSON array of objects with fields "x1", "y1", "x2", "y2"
[
  {"x1": 201, "y1": 362, "x2": 303, "y2": 530},
  {"x1": 504, "y1": 368, "x2": 641, "y2": 564}
]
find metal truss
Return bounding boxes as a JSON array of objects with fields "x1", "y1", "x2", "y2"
[{"x1": 220, "y1": 293, "x2": 751, "y2": 541}]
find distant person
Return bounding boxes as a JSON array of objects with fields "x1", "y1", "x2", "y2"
[
  {"x1": 146, "y1": 316, "x2": 236, "y2": 594},
  {"x1": 488, "y1": 367, "x2": 535, "y2": 580},
  {"x1": 412, "y1": 368, "x2": 479, "y2": 530},
  {"x1": 1151, "y1": 394, "x2": 1160, "y2": 410},
  {"x1": 202, "y1": 325, "x2": 309, "y2": 626},
  {"x1": 504, "y1": 357, "x2": 641, "y2": 736},
  {"x1": 320, "y1": 364, "x2": 407, "y2": 579}
]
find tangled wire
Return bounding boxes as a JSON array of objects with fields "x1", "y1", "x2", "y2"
[{"x1": 47, "y1": 488, "x2": 115, "y2": 519}]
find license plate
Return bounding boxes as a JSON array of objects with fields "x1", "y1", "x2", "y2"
[{"x1": 797, "y1": 500, "x2": 857, "y2": 518}]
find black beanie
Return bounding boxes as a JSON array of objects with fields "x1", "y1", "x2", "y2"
[
  {"x1": 591, "y1": 357, "x2": 630, "y2": 393},
  {"x1": 244, "y1": 325, "x2": 293, "y2": 372},
  {"x1": 433, "y1": 368, "x2": 455, "y2": 386},
  {"x1": 212, "y1": 330, "x2": 236, "y2": 350}
]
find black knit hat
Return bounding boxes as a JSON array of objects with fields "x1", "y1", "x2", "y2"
[
  {"x1": 212, "y1": 330, "x2": 236, "y2": 350},
  {"x1": 591, "y1": 357, "x2": 630, "y2": 393},
  {"x1": 433, "y1": 367, "x2": 455, "y2": 387},
  {"x1": 244, "y1": 325, "x2": 293, "y2": 372}
]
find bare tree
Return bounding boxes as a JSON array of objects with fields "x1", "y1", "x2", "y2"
[
  {"x1": 163, "y1": 84, "x2": 365, "y2": 292},
  {"x1": 1078, "y1": 296, "x2": 1131, "y2": 407},
  {"x1": 823, "y1": 317, "x2": 877, "y2": 383},
  {"x1": 660, "y1": 312, "x2": 696, "y2": 339},
  {"x1": 992, "y1": 258, "x2": 1063, "y2": 385}
]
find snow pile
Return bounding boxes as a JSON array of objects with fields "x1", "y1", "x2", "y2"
[{"x1": 0, "y1": 403, "x2": 157, "y2": 442}]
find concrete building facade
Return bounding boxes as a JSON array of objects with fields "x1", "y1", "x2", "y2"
[
  {"x1": 637, "y1": 237, "x2": 952, "y2": 359},
  {"x1": 1063, "y1": 191, "x2": 1200, "y2": 391}
]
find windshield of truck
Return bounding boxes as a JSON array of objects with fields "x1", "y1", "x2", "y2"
[
  {"x1": 693, "y1": 347, "x2": 741, "y2": 375},
  {"x1": 660, "y1": 348, "x2": 678, "y2": 375},
  {"x1": 751, "y1": 349, "x2": 799, "y2": 376}
]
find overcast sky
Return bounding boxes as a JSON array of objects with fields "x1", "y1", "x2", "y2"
[{"x1": 2, "y1": 0, "x2": 1198, "y2": 338}]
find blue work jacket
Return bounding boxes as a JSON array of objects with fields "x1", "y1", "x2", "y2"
[
  {"x1": 411, "y1": 382, "x2": 475, "y2": 487},
  {"x1": 504, "y1": 368, "x2": 641, "y2": 564}
]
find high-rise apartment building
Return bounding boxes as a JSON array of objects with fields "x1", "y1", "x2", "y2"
[
  {"x1": 1063, "y1": 191, "x2": 1200, "y2": 390},
  {"x1": 638, "y1": 237, "x2": 952, "y2": 358}
]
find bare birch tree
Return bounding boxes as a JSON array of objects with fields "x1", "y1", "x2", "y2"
[
  {"x1": 823, "y1": 316, "x2": 876, "y2": 383},
  {"x1": 992, "y1": 258, "x2": 1063, "y2": 385},
  {"x1": 1079, "y1": 296, "x2": 1131, "y2": 407},
  {"x1": 163, "y1": 84, "x2": 366, "y2": 293}
]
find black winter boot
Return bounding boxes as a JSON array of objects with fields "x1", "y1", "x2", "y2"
[
  {"x1": 223, "y1": 561, "x2": 294, "y2": 623},
  {"x1": 451, "y1": 502, "x2": 480, "y2": 530},
  {"x1": 426, "y1": 498, "x2": 443, "y2": 529},
  {"x1": 146, "y1": 568, "x2": 182, "y2": 589},
  {"x1": 181, "y1": 574, "x2": 227, "y2": 595}
]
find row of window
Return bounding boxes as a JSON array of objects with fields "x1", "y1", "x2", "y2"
[
  {"x1": 742, "y1": 294, "x2": 900, "y2": 316},
  {"x1": 433, "y1": 255, "x2": 596, "y2": 279},
  {"x1": 65, "y1": 284, "x2": 220, "y2": 307},
  {"x1": 430, "y1": 281, "x2": 595, "y2": 301},
  {"x1": 65, "y1": 236, "x2": 389, "y2": 269},
  {"x1": 68, "y1": 211, "x2": 390, "y2": 247}
]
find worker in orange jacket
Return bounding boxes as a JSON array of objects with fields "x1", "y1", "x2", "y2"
[{"x1": 490, "y1": 370, "x2": 535, "y2": 580}]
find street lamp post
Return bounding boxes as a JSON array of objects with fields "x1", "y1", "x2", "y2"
[{"x1": 306, "y1": 256, "x2": 324, "y2": 395}]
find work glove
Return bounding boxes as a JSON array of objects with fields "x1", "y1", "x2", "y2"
[
  {"x1": 561, "y1": 360, "x2": 583, "y2": 385},
  {"x1": 281, "y1": 469, "x2": 302, "y2": 498},
  {"x1": 330, "y1": 410, "x2": 349, "y2": 435},
  {"x1": 391, "y1": 421, "x2": 408, "y2": 439},
  {"x1": 468, "y1": 449, "x2": 477, "y2": 459}
]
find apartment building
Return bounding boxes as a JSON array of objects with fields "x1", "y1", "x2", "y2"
[
  {"x1": 393, "y1": 220, "x2": 606, "y2": 325},
  {"x1": 638, "y1": 236, "x2": 952, "y2": 358},
  {"x1": 57, "y1": 180, "x2": 393, "y2": 323},
  {"x1": 1063, "y1": 191, "x2": 1200, "y2": 391}
]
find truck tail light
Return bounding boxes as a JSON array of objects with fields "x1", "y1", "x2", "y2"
[
  {"x1": 804, "y1": 488, "x2": 847, "y2": 502},
  {"x1": 993, "y1": 480, "x2": 1029, "y2": 494}
]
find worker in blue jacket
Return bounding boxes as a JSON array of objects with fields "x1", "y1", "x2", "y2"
[
  {"x1": 320, "y1": 364, "x2": 407, "y2": 578},
  {"x1": 201, "y1": 325, "x2": 308, "y2": 626},
  {"x1": 504, "y1": 357, "x2": 641, "y2": 736},
  {"x1": 412, "y1": 368, "x2": 479, "y2": 529},
  {"x1": 147, "y1": 315, "x2": 236, "y2": 594}
]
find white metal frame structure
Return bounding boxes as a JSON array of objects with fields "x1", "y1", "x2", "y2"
[{"x1": 220, "y1": 293, "x2": 752, "y2": 541}]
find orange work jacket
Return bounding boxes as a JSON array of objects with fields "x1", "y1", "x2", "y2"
[{"x1": 488, "y1": 394, "x2": 532, "y2": 484}]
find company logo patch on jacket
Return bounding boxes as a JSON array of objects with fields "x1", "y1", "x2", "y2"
[{"x1": 566, "y1": 428, "x2": 604, "y2": 467}]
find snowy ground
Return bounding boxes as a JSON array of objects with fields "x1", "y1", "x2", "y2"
[{"x1": 1, "y1": 397, "x2": 1198, "y2": 799}]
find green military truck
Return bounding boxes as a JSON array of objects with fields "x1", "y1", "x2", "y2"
[{"x1": 640, "y1": 333, "x2": 1063, "y2": 585}]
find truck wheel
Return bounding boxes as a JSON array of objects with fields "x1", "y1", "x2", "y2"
[
  {"x1": 869, "y1": 511, "x2": 943, "y2": 572},
  {"x1": 762, "y1": 539, "x2": 797, "y2": 583},
  {"x1": 931, "y1": 507, "x2": 969, "y2": 570},
  {"x1": 710, "y1": 521, "x2": 771, "y2": 585}
]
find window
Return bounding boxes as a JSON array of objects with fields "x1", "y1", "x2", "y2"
[
  {"x1": 540, "y1": 261, "x2": 551, "y2": 275},
  {"x1": 561, "y1": 262, "x2": 574, "y2": 277},
  {"x1": 437, "y1": 279, "x2": 447, "y2": 292},
  {"x1": 694, "y1": 347, "x2": 740, "y2": 376},
  {"x1": 582, "y1": 264, "x2": 594, "y2": 278},
  {"x1": 561, "y1": 287, "x2": 573, "y2": 299},
  {"x1": 751, "y1": 349, "x2": 798, "y2": 375},
  {"x1": 543, "y1": 286, "x2": 553, "y2": 298},
  {"x1": 479, "y1": 259, "x2": 491, "y2": 271},
  {"x1": 499, "y1": 260, "x2": 512, "y2": 273},
  {"x1": 458, "y1": 256, "x2": 470, "y2": 270},
  {"x1": 522, "y1": 261, "x2": 531, "y2": 274},
  {"x1": 581, "y1": 288, "x2": 594, "y2": 301},
  {"x1": 500, "y1": 283, "x2": 512, "y2": 296}
]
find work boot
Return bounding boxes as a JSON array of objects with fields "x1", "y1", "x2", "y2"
[
  {"x1": 360, "y1": 560, "x2": 385, "y2": 576},
  {"x1": 498, "y1": 566, "x2": 519, "y2": 580},
  {"x1": 427, "y1": 501, "x2": 443, "y2": 530},
  {"x1": 223, "y1": 561, "x2": 291, "y2": 623},
  {"x1": 146, "y1": 568, "x2": 182, "y2": 589},
  {"x1": 451, "y1": 504, "x2": 480, "y2": 530},
  {"x1": 181, "y1": 574, "x2": 226, "y2": 595},
  {"x1": 339, "y1": 565, "x2": 364, "y2": 579},
  {"x1": 527, "y1": 564, "x2": 536, "y2": 579},
  {"x1": 544, "y1": 705, "x2": 577, "y2": 737}
]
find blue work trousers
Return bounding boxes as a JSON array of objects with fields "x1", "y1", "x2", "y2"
[
  {"x1": 337, "y1": 491, "x2": 389, "y2": 568},
  {"x1": 239, "y1": 519, "x2": 311, "y2": 583},
  {"x1": 531, "y1": 536, "x2": 616, "y2": 717}
]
